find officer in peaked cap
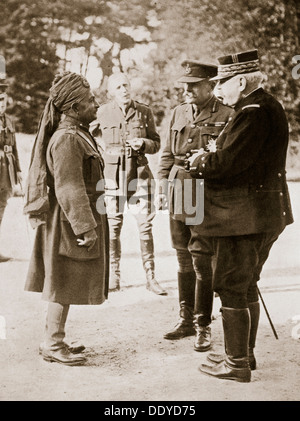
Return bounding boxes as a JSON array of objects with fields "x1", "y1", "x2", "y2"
[
  {"x1": 0, "y1": 77, "x2": 22, "y2": 262},
  {"x1": 157, "y1": 59, "x2": 233, "y2": 351},
  {"x1": 186, "y1": 49, "x2": 293, "y2": 382},
  {"x1": 177, "y1": 60, "x2": 218, "y2": 83}
]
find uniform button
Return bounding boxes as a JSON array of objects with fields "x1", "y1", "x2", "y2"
[
  {"x1": 280, "y1": 192, "x2": 283, "y2": 196},
  {"x1": 283, "y1": 211, "x2": 286, "y2": 216},
  {"x1": 188, "y1": 138, "x2": 193, "y2": 143},
  {"x1": 201, "y1": 156, "x2": 205, "y2": 161},
  {"x1": 199, "y1": 172, "x2": 203, "y2": 176},
  {"x1": 202, "y1": 163, "x2": 205, "y2": 168},
  {"x1": 260, "y1": 184, "x2": 263, "y2": 188},
  {"x1": 278, "y1": 172, "x2": 282, "y2": 177}
]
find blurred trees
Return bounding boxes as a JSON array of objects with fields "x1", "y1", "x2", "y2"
[{"x1": 0, "y1": 0, "x2": 299, "y2": 147}]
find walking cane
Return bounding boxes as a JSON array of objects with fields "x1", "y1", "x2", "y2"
[{"x1": 257, "y1": 287, "x2": 279, "y2": 340}]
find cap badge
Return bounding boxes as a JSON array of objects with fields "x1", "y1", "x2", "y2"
[{"x1": 185, "y1": 64, "x2": 192, "y2": 75}]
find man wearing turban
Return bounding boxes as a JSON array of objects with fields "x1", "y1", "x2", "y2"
[{"x1": 24, "y1": 72, "x2": 109, "y2": 366}]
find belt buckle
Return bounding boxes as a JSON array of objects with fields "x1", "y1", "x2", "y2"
[{"x1": 3, "y1": 145, "x2": 12, "y2": 153}]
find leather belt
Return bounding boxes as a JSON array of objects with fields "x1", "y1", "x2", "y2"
[{"x1": 174, "y1": 157, "x2": 186, "y2": 167}]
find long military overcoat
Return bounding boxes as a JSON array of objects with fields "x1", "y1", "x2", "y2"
[
  {"x1": 190, "y1": 88, "x2": 294, "y2": 236},
  {"x1": 25, "y1": 117, "x2": 109, "y2": 305}
]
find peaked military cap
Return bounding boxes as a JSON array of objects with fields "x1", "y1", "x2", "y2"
[
  {"x1": 211, "y1": 49, "x2": 260, "y2": 81},
  {"x1": 177, "y1": 60, "x2": 218, "y2": 83}
]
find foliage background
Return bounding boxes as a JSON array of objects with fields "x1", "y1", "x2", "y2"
[{"x1": 1, "y1": 0, "x2": 300, "y2": 174}]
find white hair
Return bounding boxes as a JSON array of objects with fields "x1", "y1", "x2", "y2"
[{"x1": 242, "y1": 71, "x2": 265, "y2": 89}]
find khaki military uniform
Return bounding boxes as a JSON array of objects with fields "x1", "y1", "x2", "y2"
[
  {"x1": 94, "y1": 99, "x2": 165, "y2": 293},
  {"x1": 158, "y1": 96, "x2": 233, "y2": 327}
]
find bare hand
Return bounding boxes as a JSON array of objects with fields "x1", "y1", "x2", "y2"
[
  {"x1": 77, "y1": 228, "x2": 98, "y2": 251},
  {"x1": 126, "y1": 138, "x2": 144, "y2": 151}
]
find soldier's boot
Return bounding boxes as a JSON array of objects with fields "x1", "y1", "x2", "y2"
[
  {"x1": 164, "y1": 272, "x2": 196, "y2": 340},
  {"x1": 140, "y1": 238, "x2": 167, "y2": 296},
  {"x1": 199, "y1": 307, "x2": 251, "y2": 383},
  {"x1": 41, "y1": 302, "x2": 86, "y2": 366},
  {"x1": 193, "y1": 255, "x2": 213, "y2": 352},
  {"x1": 207, "y1": 301, "x2": 259, "y2": 370},
  {"x1": 109, "y1": 238, "x2": 121, "y2": 291}
]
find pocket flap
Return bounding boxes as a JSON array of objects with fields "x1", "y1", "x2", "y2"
[
  {"x1": 171, "y1": 121, "x2": 186, "y2": 132},
  {"x1": 200, "y1": 126, "x2": 223, "y2": 137}
]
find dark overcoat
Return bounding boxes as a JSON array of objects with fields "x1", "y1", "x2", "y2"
[
  {"x1": 191, "y1": 88, "x2": 294, "y2": 236},
  {"x1": 157, "y1": 96, "x2": 233, "y2": 221},
  {"x1": 94, "y1": 100, "x2": 160, "y2": 196},
  {"x1": 25, "y1": 117, "x2": 109, "y2": 305}
]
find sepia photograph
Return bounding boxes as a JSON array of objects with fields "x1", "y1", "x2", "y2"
[{"x1": 0, "y1": 0, "x2": 299, "y2": 403}]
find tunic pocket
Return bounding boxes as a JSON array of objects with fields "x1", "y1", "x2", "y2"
[
  {"x1": 130, "y1": 120, "x2": 147, "y2": 138},
  {"x1": 59, "y1": 211, "x2": 101, "y2": 261}
]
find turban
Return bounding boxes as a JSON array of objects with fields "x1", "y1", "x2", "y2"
[{"x1": 23, "y1": 72, "x2": 91, "y2": 226}]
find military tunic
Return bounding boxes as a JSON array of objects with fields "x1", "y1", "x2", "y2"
[
  {"x1": 95, "y1": 99, "x2": 160, "y2": 198},
  {"x1": 94, "y1": 99, "x2": 160, "y2": 242},
  {"x1": 191, "y1": 88, "x2": 293, "y2": 236},
  {"x1": 25, "y1": 116, "x2": 109, "y2": 305},
  {"x1": 157, "y1": 96, "x2": 233, "y2": 250}
]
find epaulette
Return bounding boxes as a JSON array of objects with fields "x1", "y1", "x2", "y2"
[{"x1": 242, "y1": 104, "x2": 260, "y2": 110}]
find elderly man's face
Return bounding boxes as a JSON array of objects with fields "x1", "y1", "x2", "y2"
[
  {"x1": 0, "y1": 93, "x2": 7, "y2": 116},
  {"x1": 77, "y1": 91, "x2": 99, "y2": 126},
  {"x1": 108, "y1": 74, "x2": 131, "y2": 107},
  {"x1": 216, "y1": 75, "x2": 244, "y2": 107}
]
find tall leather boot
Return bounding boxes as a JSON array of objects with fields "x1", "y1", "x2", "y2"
[
  {"x1": 199, "y1": 307, "x2": 251, "y2": 383},
  {"x1": 41, "y1": 302, "x2": 86, "y2": 366},
  {"x1": 109, "y1": 238, "x2": 121, "y2": 291},
  {"x1": 140, "y1": 238, "x2": 167, "y2": 295},
  {"x1": 193, "y1": 255, "x2": 213, "y2": 352},
  {"x1": 164, "y1": 271, "x2": 196, "y2": 340},
  {"x1": 207, "y1": 301, "x2": 260, "y2": 370}
]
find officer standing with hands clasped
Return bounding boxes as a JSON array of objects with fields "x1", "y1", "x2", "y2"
[
  {"x1": 187, "y1": 49, "x2": 293, "y2": 382},
  {"x1": 0, "y1": 74, "x2": 22, "y2": 262},
  {"x1": 93, "y1": 72, "x2": 167, "y2": 296},
  {"x1": 157, "y1": 60, "x2": 233, "y2": 351}
]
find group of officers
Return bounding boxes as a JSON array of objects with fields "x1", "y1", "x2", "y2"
[{"x1": 1, "y1": 48, "x2": 294, "y2": 383}]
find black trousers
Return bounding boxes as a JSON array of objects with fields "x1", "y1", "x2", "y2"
[{"x1": 209, "y1": 230, "x2": 282, "y2": 308}]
